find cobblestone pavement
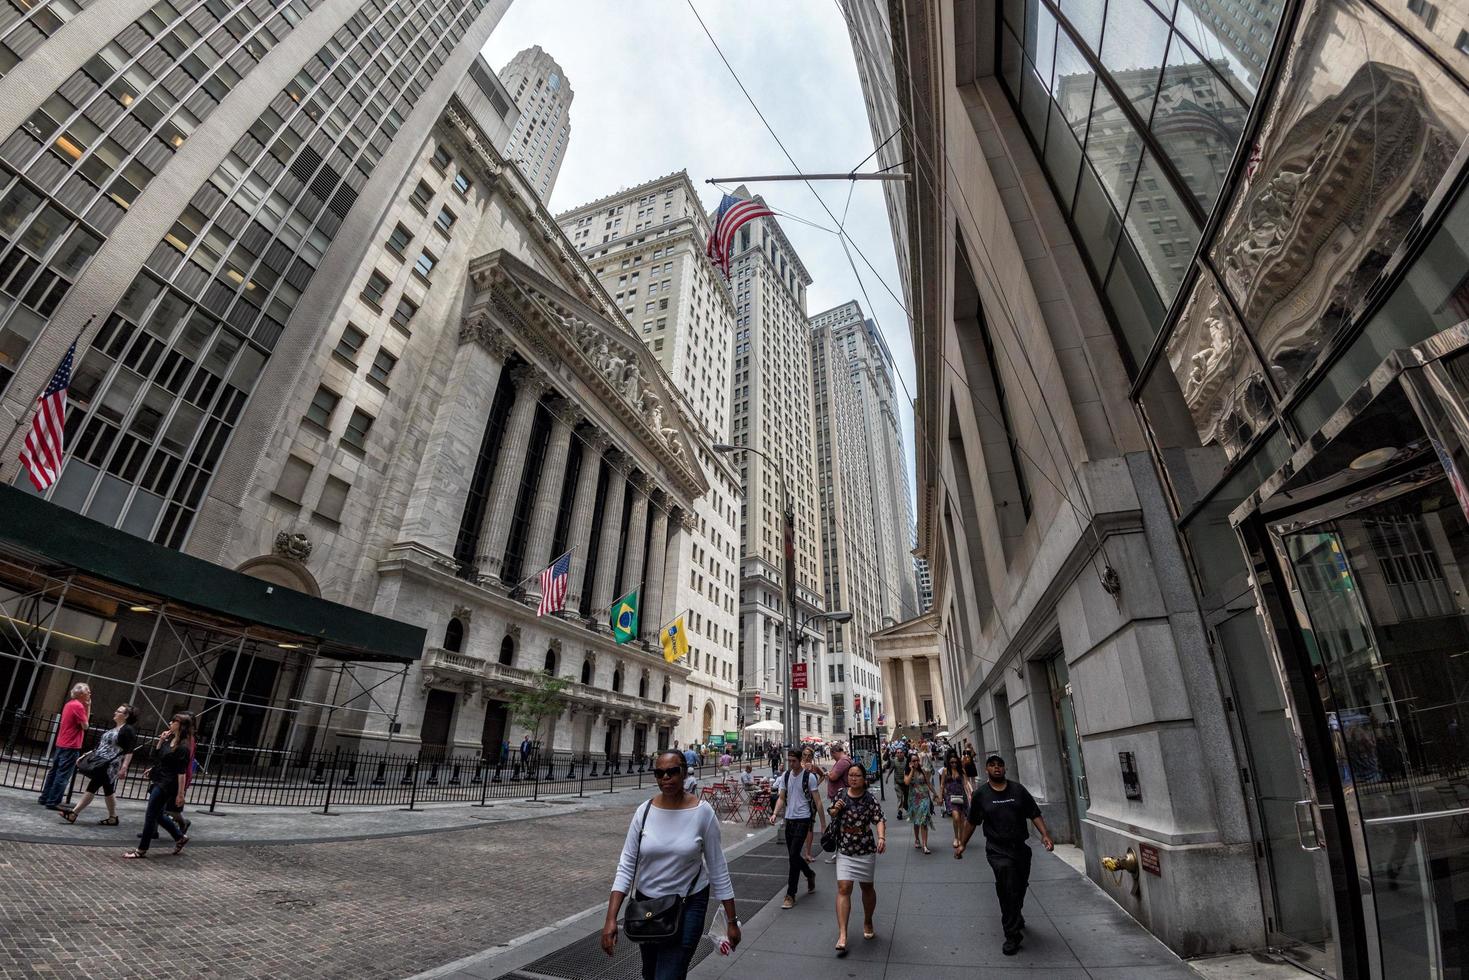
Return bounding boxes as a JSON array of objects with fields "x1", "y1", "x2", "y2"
[{"x1": 0, "y1": 797, "x2": 656, "y2": 979}]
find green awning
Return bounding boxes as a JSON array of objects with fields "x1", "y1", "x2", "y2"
[{"x1": 0, "y1": 484, "x2": 424, "y2": 662}]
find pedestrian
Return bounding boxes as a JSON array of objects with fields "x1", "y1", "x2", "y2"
[
  {"x1": 124, "y1": 713, "x2": 194, "y2": 859},
  {"x1": 961, "y1": 749, "x2": 979, "y2": 785},
  {"x1": 603, "y1": 750, "x2": 740, "y2": 979},
  {"x1": 940, "y1": 756, "x2": 969, "y2": 849},
  {"x1": 828, "y1": 761, "x2": 885, "y2": 956},
  {"x1": 768, "y1": 743, "x2": 781, "y2": 776},
  {"x1": 683, "y1": 744, "x2": 699, "y2": 776},
  {"x1": 890, "y1": 746, "x2": 909, "y2": 820},
  {"x1": 822, "y1": 744, "x2": 853, "y2": 864},
  {"x1": 904, "y1": 752, "x2": 938, "y2": 853},
  {"x1": 955, "y1": 754, "x2": 1054, "y2": 956},
  {"x1": 38, "y1": 683, "x2": 91, "y2": 810},
  {"x1": 773, "y1": 747, "x2": 826, "y2": 908},
  {"x1": 61, "y1": 703, "x2": 138, "y2": 826},
  {"x1": 800, "y1": 746, "x2": 825, "y2": 862},
  {"x1": 520, "y1": 733, "x2": 533, "y2": 769},
  {"x1": 718, "y1": 748, "x2": 733, "y2": 779}
]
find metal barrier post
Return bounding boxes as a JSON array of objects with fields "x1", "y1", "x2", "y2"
[
  {"x1": 532, "y1": 754, "x2": 539, "y2": 802},
  {"x1": 406, "y1": 761, "x2": 418, "y2": 811},
  {"x1": 208, "y1": 742, "x2": 227, "y2": 814},
  {"x1": 578, "y1": 757, "x2": 586, "y2": 798},
  {"x1": 318, "y1": 746, "x2": 340, "y2": 815},
  {"x1": 478, "y1": 760, "x2": 489, "y2": 807}
]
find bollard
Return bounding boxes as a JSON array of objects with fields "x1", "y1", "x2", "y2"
[
  {"x1": 578, "y1": 760, "x2": 586, "y2": 798},
  {"x1": 372, "y1": 760, "x2": 387, "y2": 786},
  {"x1": 471, "y1": 760, "x2": 483, "y2": 784},
  {"x1": 406, "y1": 762, "x2": 418, "y2": 811},
  {"x1": 310, "y1": 756, "x2": 327, "y2": 784},
  {"x1": 478, "y1": 761, "x2": 489, "y2": 807},
  {"x1": 492, "y1": 758, "x2": 503, "y2": 783},
  {"x1": 608, "y1": 768, "x2": 615, "y2": 794},
  {"x1": 319, "y1": 746, "x2": 341, "y2": 815},
  {"x1": 565, "y1": 756, "x2": 575, "y2": 780},
  {"x1": 532, "y1": 756, "x2": 539, "y2": 802},
  {"x1": 511, "y1": 759, "x2": 521, "y2": 781},
  {"x1": 208, "y1": 742, "x2": 227, "y2": 814},
  {"x1": 590, "y1": 756, "x2": 600, "y2": 777},
  {"x1": 449, "y1": 763, "x2": 461, "y2": 786},
  {"x1": 544, "y1": 756, "x2": 555, "y2": 782},
  {"x1": 426, "y1": 761, "x2": 440, "y2": 786},
  {"x1": 343, "y1": 759, "x2": 358, "y2": 786}
]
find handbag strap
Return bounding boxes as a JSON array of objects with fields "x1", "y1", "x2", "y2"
[{"x1": 628, "y1": 799, "x2": 705, "y2": 899}]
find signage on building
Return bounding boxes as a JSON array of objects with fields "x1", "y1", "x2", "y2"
[
  {"x1": 754, "y1": 691, "x2": 761, "y2": 710},
  {"x1": 724, "y1": 730, "x2": 740, "y2": 744},
  {"x1": 853, "y1": 694, "x2": 862, "y2": 712},
  {"x1": 1139, "y1": 843, "x2": 1161, "y2": 877},
  {"x1": 791, "y1": 662, "x2": 808, "y2": 690},
  {"x1": 709, "y1": 734, "x2": 724, "y2": 747}
]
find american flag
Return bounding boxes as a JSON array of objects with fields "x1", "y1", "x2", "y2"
[
  {"x1": 18, "y1": 340, "x2": 77, "y2": 492},
  {"x1": 706, "y1": 193, "x2": 774, "y2": 279},
  {"x1": 537, "y1": 550, "x2": 571, "y2": 616}
]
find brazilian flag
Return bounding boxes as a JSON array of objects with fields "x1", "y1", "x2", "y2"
[{"x1": 611, "y1": 587, "x2": 640, "y2": 644}]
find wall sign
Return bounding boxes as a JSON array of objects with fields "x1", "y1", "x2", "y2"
[
  {"x1": 791, "y1": 662, "x2": 808, "y2": 690},
  {"x1": 1119, "y1": 751, "x2": 1142, "y2": 801},
  {"x1": 1139, "y1": 843, "x2": 1161, "y2": 876}
]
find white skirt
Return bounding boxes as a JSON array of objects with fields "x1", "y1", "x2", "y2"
[{"x1": 835, "y1": 852, "x2": 876, "y2": 883}]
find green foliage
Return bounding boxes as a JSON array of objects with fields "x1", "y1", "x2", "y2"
[{"x1": 505, "y1": 670, "x2": 570, "y2": 746}]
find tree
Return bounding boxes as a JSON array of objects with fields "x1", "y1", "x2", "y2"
[{"x1": 504, "y1": 670, "x2": 570, "y2": 755}]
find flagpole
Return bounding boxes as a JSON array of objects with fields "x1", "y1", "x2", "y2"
[
  {"x1": 512, "y1": 547, "x2": 575, "y2": 593},
  {"x1": 600, "y1": 582, "x2": 643, "y2": 618},
  {"x1": 1, "y1": 316, "x2": 92, "y2": 461}
]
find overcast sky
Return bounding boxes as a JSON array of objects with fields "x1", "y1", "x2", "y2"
[{"x1": 481, "y1": 1, "x2": 918, "y2": 515}]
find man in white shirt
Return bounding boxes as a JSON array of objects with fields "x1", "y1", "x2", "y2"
[{"x1": 774, "y1": 748, "x2": 827, "y2": 908}]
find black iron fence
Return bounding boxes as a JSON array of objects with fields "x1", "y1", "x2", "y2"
[{"x1": 1, "y1": 711, "x2": 722, "y2": 813}]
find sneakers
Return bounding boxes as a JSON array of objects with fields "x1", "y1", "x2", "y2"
[
  {"x1": 782, "y1": 895, "x2": 796, "y2": 909},
  {"x1": 1002, "y1": 936, "x2": 1021, "y2": 956}
]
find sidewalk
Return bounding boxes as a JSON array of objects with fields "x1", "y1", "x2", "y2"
[
  {"x1": 0, "y1": 780, "x2": 659, "y2": 846},
  {"x1": 694, "y1": 831, "x2": 1197, "y2": 980}
]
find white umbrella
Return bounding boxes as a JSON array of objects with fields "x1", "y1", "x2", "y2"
[
  {"x1": 744, "y1": 719, "x2": 783, "y2": 733},
  {"x1": 937, "y1": 730, "x2": 952, "y2": 738}
]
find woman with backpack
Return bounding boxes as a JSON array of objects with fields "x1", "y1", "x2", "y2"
[
  {"x1": 123, "y1": 713, "x2": 193, "y2": 859},
  {"x1": 602, "y1": 749, "x2": 741, "y2": 979},
  {"x1": 61, "y1": 703, "x2": 138, "y2": 826}
]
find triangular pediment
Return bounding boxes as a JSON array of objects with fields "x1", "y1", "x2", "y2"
[{"x1": 873, "y1": 612, "x2": 941, "y2": 639}]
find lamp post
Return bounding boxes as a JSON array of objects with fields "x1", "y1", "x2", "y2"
[{"x1": 713, "y1": 442, "x2": 849, "y2": 748}]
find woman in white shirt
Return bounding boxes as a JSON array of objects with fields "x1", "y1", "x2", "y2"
[{"x1": 603, "y1": 750, "x2": 742, "y2": 979}]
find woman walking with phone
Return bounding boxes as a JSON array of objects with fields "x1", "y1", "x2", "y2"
[
  {"x1": 904, "y1": 752, "x2": 938, "y2": 853},
  {"x1": 603, "y1": 749, "x2": 741, "y2": 979},
  {"x1": 123, "y1": 713, "x2": 193, "y2": 859}
]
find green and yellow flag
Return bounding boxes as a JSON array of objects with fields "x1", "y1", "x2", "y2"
[
  {"x1": 661, "y1": 614, "x2": 690, "y2": 664},
  {"x1": 611, "y1": 587, "x2": 640, "y2": 644}
]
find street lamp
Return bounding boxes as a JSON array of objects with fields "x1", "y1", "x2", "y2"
[{"x1": 715, "y1": 441, "x2": 839, "y2": 748}]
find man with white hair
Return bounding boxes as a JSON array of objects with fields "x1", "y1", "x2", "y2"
[{"x1": 38, "y1": 683, "x2": 91, "y2": 810}]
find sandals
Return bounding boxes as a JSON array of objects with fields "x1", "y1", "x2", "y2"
[
  {"x1": 99, "y1": 816, "x2": 119, "y2": 826},
  {"x1": 923, "y1": 847, "x2": 932, "y2": 854},
  {"x1": 173, "y1": 835, "x2": 190, "y2": 855},
  {"x1": 834, "y1": 943, "x2": 848, "y2": 958},
  {"x1": 863, "y1": 926, "x2": 877, "y2": 941},
  {"x1": 123, "y1": 849, "x2": 148, "y2": 859},
  {"x1": 60, "y1": 810, "x2": 76, "y2": 824}
]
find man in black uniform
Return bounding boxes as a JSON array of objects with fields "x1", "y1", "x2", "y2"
[{"x1": 955, "y1": 754, "x2": 1053, "y2": 955}]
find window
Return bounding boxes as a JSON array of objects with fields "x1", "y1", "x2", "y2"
[
  {"x1": 435, "y1": 206, "x2": 456, "y2": 234},
  {"x1": 386, "y1": 223, "x2": 412, "y2": 257},
  {"x1": 410, "y1": 180, "x2": 434, "y2": 213},
  {"x1": 334, "y1": 324, "x2": 367, "y2": 364},
  {"x1": 342, "y1": 407, "x2": 374, "y2": 450},
  {"x1": 413, "y1": 250, "x2": 436, "y2": 282},
  {"x1": 316, "y1": 476, "x2": 350, "y2": 523},
  {"x1": 360, "y1": 270, "x2": 390, "y2": 309},
  {"x1": 305, "y1": 386, "x2": 339, "y2": 429},
  {"x1": 431, "y1": 143, "x2": 452, "y2": 172},
  {"x1": 367, "y1": 348, "x2": 396, "y2": 387},
  {"x1": 273, "y1": 454, "x2": 312, "y2": 504},
  {"x1": 453, "y1": 173, "x2": 472, "y2": 196},
  {"x1": 391, "y1": 295, "x2": 418, "y2": 333},
  {"x1": 499, "y1": 636, "x2": 515, "y2": 666}
]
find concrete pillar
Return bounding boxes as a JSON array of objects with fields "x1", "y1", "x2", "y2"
[
  {"x1": 590, "y1": 453, "x2": 631, "y2": 622},
  {"x1": 641, "y1": 493, "x2": 670, "y2": 637},
  {"x1": 564, "y1": 429, "x2": 610, "y2": 611},
  {"x1": 901, "y1": 657, "x2": 921, "y2": 730},
  {"x1": 619, "y1": 472, "x2": 650, "y2": 608},
  {"x1": 523, "y1": 399, "x2": 581, "y2": 602},
  {"x1": 880, "y1": 659, "x2": 898, "y2": 727},
  {"x1": 926, "y1": 655, "x2": 946, "y2": 728},
  {"x1": 400, "y1": 318, "x2": 513, "y2": 558},
  {"x1": 477, "y1": 365, "x2": 552, "y2": 584}
]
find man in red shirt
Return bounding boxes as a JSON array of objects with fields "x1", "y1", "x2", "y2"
[{"x1": 38, "y1": 683, "x2": 91, "y2": 809}]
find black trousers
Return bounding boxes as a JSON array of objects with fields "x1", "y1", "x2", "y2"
[
  {"x1": 986, "y1": 841, "x2": 1032, "y2": 939},
  {"x1": 784, "y1": 818, "x2": 813, "y2": 896}
]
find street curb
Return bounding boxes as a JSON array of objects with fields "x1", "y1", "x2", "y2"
[{"x1": 407, "y1": 822, "x2": 778, "y2": 980}]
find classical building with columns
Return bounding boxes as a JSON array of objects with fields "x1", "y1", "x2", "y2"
[{"x1": 872, "y1": 614, "x2": 948, "y2": 739}]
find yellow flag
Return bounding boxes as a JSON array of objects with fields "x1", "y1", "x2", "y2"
[{"x1": 661, "y1": 616, "x2": 690, "y2": 663}]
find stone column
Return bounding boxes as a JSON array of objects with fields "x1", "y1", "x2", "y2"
[
  {"x1": 477, "y1": 365, "x2": 552, "y2": 584},
  {"x1": 901, "y1": 657, "x2": 921, "y2": 730},
  {"x1": 589, "y1": 453, "x2": 631, "y2": 623},
  {"x1": 659, "y1": 508, "x2": 694, "y2": 632},
  {"x1": 564, "y1": 429, "x2": 610, "y2": 612},
  {"x1": 641, "y1": 493, "x2": 670, "y2": 638},
  {"x1": 522, "y1": 398, "x2": 581, "y2": 602},
  {"x1": 880, "y1": 659, "x2": 898, "y2": 722},
  {"x1": 619, "y1": 472, "x2": 651, "y2": 608},
  {"x1": 400, "y1": 316, "x2": 514, "y2": 558},
  {"x1": 926, "y1": 655, "x2": 946, "y2": 728}
]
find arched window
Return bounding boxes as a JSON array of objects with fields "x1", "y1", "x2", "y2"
[
  {"x1": 443, "y1": 618, "x2": 465, "y2": 653},
  {"x1": 544, "y1": 647, "x2": 558, "y2": 675},
  {"x1": 612, "y1": 665, "x2": 624, "y2": 693},
  {"x1": 638, "y1": 672, "x2": 648, "y2": 699},
  {"x1": 581, "y1": 658, "x2": 593, "y2": 685},
  {"x1": 498, "y1": 636, "x2": 515, "y2": 666}
]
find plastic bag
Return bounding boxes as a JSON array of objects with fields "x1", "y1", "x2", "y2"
[{"x1": 706, "y1": 906, "x2": 733, "y2": 956}]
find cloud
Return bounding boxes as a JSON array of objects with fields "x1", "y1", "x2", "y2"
[{"x1": 483, "y1": 0, "x2": 919, "y2": 525}]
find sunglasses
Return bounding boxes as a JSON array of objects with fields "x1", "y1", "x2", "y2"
[{"x1": 652, "y1": 767, "x2": 683, "y2": 779}]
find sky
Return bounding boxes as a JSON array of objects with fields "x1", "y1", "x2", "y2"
[{"x1": 481, "y1": 0, "x2": 918, "y2": 511}]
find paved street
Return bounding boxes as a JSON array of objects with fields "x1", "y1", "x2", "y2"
[{"x1": 0, "y1": 790, "x2": 674, "y2": 979}]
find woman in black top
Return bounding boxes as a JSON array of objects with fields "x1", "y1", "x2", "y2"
[
  {"x1": 62, "y1": 704, "x2": 137, "y2": 825},
  {"x1": 124, "y1": 713, "x2": 193, "y2": 858}
]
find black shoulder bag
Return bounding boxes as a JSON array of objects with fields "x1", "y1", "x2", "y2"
[{"x1": 623, "y1": 801, "x2": 703, "y2": 944}]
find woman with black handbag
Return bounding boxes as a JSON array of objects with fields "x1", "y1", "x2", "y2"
[
  {"x1": 602, "y1": 750, "x2": 740, "y2": 979},
  {"x1": 61, "y1": 704, "x2": 138, "y2": 826}
]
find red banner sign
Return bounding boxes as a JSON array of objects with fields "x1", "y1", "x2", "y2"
[
  {"x1": 853, "y1": 695, "x2": 862, "y2": 712},
  {"x1": 791, "y1": 662, "x2": 808, "y2": 690}
]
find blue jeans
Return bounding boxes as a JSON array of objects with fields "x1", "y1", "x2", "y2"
[
  {"x1": 38, "y1": 747, "x2": 79, "y2": 806},
  {"x1": 637, "y1": 885, "x2": 710, "y2": 980},
  {"x1": 138, "y1": 782, "x2": 184, "y2": 852}
]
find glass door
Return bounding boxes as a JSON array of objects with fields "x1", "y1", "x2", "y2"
[
  {"x1": 1047, "y1": 654, "x2": 1088, "y2": 843},
  {"x1": 1276, "y1": 471, "x2": 1469, "y2": 978}
]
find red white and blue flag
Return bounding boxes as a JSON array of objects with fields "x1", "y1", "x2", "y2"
[
  {"x1": 18, "y1": 340, "x2": 77, "y2": 492},
  {"x1": 537, "y1": 550, "x2": 572, "y2": 616},
  {"x1": 706, "y1": 193, "x2": 774, "y2": 279}
]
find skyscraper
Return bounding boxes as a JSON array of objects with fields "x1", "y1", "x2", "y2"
[
  {"x1": 724, "y1": 188, "x2": 829, "y2": 738},
  {"x1": 498, "y1": 45, "x2": 571, "y2": 202},
  {"x1": 556, "y1": 171, "x2": 741, "y2": 746}
]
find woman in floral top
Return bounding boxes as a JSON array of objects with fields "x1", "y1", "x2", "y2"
[{"x1": 827, "y1": 763, "x2": 885, "y2": 956}]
